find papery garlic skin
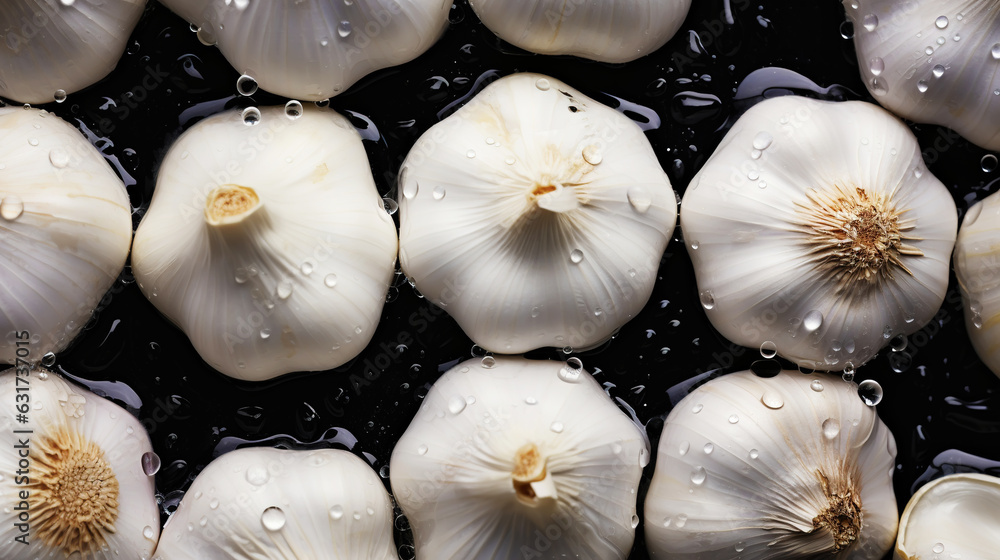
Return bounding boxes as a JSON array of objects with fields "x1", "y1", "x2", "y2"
[
  {"x1": 158, "y1": 0, "x2": 450, "y2": 101},
  {"x1": 646, "y1": 370, "x2": 898, "y2": 559},
  {"x1": 153, "y1": 448, "x2": 397, "y2": 560},
  {"x1": 954, "y1": 192, "x2": 1000, "y2": 380},
  {"x1": 0, "y1": 368, "x2": 160, "y2": 559},
  {"x1": 0, "y1": 0, "x2": 146, "y2": 104},
  {"x1": 680, "y1": 96, "x2": 956, "y2": 371},
  {"x1": 469, "y1": 0, "x2": 691, "y2": 63},
  {"x1": 398, "y1": 73, "x2": 676, "y2": 354},
  {"x1": 895, "y1": 473, "x2": 1000, "y2": 560},
  {"x1": 131, "y1": 106, "x2": 397, "y2": 381},
  {"x1": 845, "y1": 0, "x2": 1000, "y2": 151},
  {"x1": 0, "y1": 107, "x2": 132, "y2": 364},
  {"x1": 391, "y1": 356, "x2": 648, "y2": 560}
]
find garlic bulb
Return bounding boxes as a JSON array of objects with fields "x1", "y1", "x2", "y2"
[
  {"x1": 391, "y1": 356, "x2": 648, "y2": 560},
  {"x1": 954, "y1": 191, "x2": 1000, "y2": 379},
  {"x1": 845, "y1": 0, "x2": 1000, "y2": 151},
  {"x1": 895, "y1": 473, "x2": 1000, "y2": 560},
  {"x1": 0, "y1": 367, "x2": 160, "y2": 559},
  {"x1": 0, "y1": 107, "x2": 133, "y2": 364},
  {"x1": 680, "y1": 96, "x2": 956, "y2": 371},
  {"x1": 0, "y1": 0, "x2": 146, "y2": 104},
  {"x1": 398, "y1": 72, "x2": 677, "y2": 354},
  {"x1": 645, "y1": 369, "x2": 898, "y2": 559},
  {"x1": 153, "y1": 447, "x2": 396, "y2": 559},
  {"x1": 131, "y1": 105, "x2": 398, "y2": 381},
  {"x1": 469, "y1": 0, "x2": 691, "y2": 63},
  {"x1": 158, "y1": 0, "x2": 450, "y2": 101}
]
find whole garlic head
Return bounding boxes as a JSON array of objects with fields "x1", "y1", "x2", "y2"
[
  {"x1": 398, "y1": 73, "x2": 677, "y2": 354},
  {"x1": 895, "y1": 473, "x2": 1000, "y2": 560},
  {"x1": 131, "y1": 105, "x2": 398, "y2": 381},
  {"x1": 390, "y1": 356, "x2": 648, "y2": 560},
  {"x1": 469, "y1": 0, "x2": 691, "y2": 63},
  {"x1": 0, "y1": 107, "x2": 133, "y2": 363},
  {"x1": 0, "y1": 367, "x2": 160, "y2": 559},
  {"x1": 645, "y1": 370, "x2": 898, "y2": 559},
  {"x1": 845, "y1": 0, "x2": 1000, "y2": 151},
  {"x1": 158, "y1": 0, "x2": 451, "y2": 100},
  {"x1": 680, "y1": 96, "x2": 956, "y2": 371},
  {"x1": 0, "y1": 0, "x2": 146, "y2": 104},
  {"x1": 953, "y1": 191, "x2": 1000, "y2": 379}
]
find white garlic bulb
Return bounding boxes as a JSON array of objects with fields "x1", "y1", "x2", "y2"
[
  {"x1": 0, "y1": 107, "x2": 133, "y2": 363},
  {"x1": 0, "y1": 0, "x2": 146, "y2": 104},
  {"x1": 645, "y1": 370, "x2": 898, "y2": 559},
  {"x1": 895, "y1": 473, "x2": 1000, "y2": 560},
  {"x1": 158, "y1": 0, "x2": 450, "y2": 101},
  {"x1": 469, "y1": 0, "x2": 691, "y2": 63},
  {"x1": 153, "y1": 447, "x2": 396, "y2": 559},
  {"x1": 398, "y1": 73, "x2": 677, "y2": 354},
  {"x1": 680, "y1": 96, "x2": 956, "y2": 371},
  {"x1": 954, "y1": 191, "x2": 1000, "y2": 379},
  {"x1": 391, "y1": 356, "x2": 648, "y2": 560},
  {"x1": 845, "y1": 0, "x2": 1000, "y2": 151},
  {"x1": 0, "y1": 367, "x2": 160, "y2": 559},
  {"x1": 131, "y1": 105, "x2": 398, "y2": 381}
]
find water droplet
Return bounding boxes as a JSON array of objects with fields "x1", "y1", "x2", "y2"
[
  {"x1": 525, "y1": 396, "x2": 537, "y2": 405},
  {"x1": 141, "y1": 452, "x2": 161, "y2": 476},
  {"x1": 447, "y1": 396, "x2": 466, "y2": 415},
  {"x1": 504, "y1": 156, "x2": 516, "y2": 165},
  {"x1": 822, "y1": 418, "x2": 841, "y2": 439},
  {"x1": 466, "y1": 149, "x2": 476, "y2": 159},
  {"x1": 935, "y1": 15, "x2": 948, "y2": 29},
  {"x1": 735, "y1": 542, "x2": 746, "y2": 553},
  {"x1": 53, "y1": 89, "x2": 67, "y2": 103},
  {"x1": 890, "y1": 334, "x2": 908, "y2": 352},
  {"x1": 843, "y1": 362, "x2": 856, "y2": 382},
  {"x1": 236, "y1": 74, "x2": 258, "y2": 96},
  {"x1": 631, "y1": 514, "x2": 639, "y2": 529},
  {"x1": 913, "y1": 168, "x2": 923, "y2": 179},
  {"x1": 382, "y1": 197, "x2": 398, "y2": 215},
  {"x1": 570, "y1": 249, "x2": 584, "y2": 264},
  {"x1": 802, "y1": 310, "x2": 824, "y2": 332},
  {"x1": 582, "y1": 144, "x2": 603, "y2": 165},
  {"x1": 931, "y1": 64, "x2": 946, "y2": 79},
  {"x1": 752, "y1": 131, "x2": 773, "y2": 150},
  {"x1": 246, "y1": 465, "x2": 270, "y2": 486},
  {"x1": 869, "y1": 57, "x2": 885, "y2": 76},
  {"x1": 627, "y1": 187, "x2": 652, "y2": 212},
  {"x1": 241, "y1": 107, "x2": 261, "y2": 126},
  {"x1": 811, "y1": 379, "x2": 825, "y2": 392},
  {"x1": 858, "y1": 379, "x2": 883, "y2": 406},
  {"x1": 675, "y1": 514, "x2": 688, "y2": 528},
  {"x1": 330, "y1": 505, "x2": 344, "y2": 520},
  {"x1": 690, "y1": 466, "x2": 707, "y2": 485},
  {"x1": 699, "y1": 290, "x2": 715, "y2": 310},
  {"x1": 417, "y1": 444, "x2": 428, "y2": 455},
  {"x1": 558, "y1": 357, "x2": 583, "y2": 383},
  {"x1": 143, "y1": 525, "x2": 155, "y2": 540},
  {"x1": 728, "y1": 414, "x2": 739, "y2": 424},
  {"x1": 692, "y1": 403, "x2": 703, "y2": 414},
  {"x1": 933, "y1": 543, "x2": 945, "y2": 554},
  {"x1": 402, "y1": 180, "x2": 419, "y2": 199},
  {"x1": 209, "y1": 498, "x2": 219, "y2": 509},
  {"x1": 323, "y1": 273, "x2": 338, "y2": 288},
  {"x1": 284, "y1": 100, "x2": 303, "y2": 119},
  {"x1": 748, "y1": 448, "x2": 759, "y2": 459},
  {"x1": 862, "y1": 13, "x2": 879, "y2": 31},
  {"x1": 337, "y1": 20, "x2": 352, "y2": 37},
  {"x1": 27, "y1": 138, "x2": 38, "y2": 147},
  {"x1": 48, "y1": 148, "x2": 72, "y2": 169},
  {"x1": 276, "y1": 281, "x2": 293, "y2": 300},
  {"x1": 256, "y1": 327, "x2": 271, "y2": 340},
  {"x1": 761, "y1": 391, "x2": 784, "y2": 409},
  {"x1": 432, "y1": 185, "x2": 446, "y2": 200},
  {"x1": 917, "y1": 80, "x2": 929, "y2": 93},
  {"x1": 871, "y1": 76, "x2": 888, "y2": 95},
  {"x1": 530, "y1": 306, "x2": 541, "y2": 318},
  {"x1": 759, "y1": 340, "x2": 777, "y2": 358},
  {"x1": 982, "y1": 154, "x2": 998, "y2": 172},
  {"x1": 679, "y1": 441, "x2": 690, "y2": 455},
  {"x1": 481, "y1": 356, "x2": 496, "y2": 368},
  {"x1": 750, "y1": 359, "x2": 781, "y2": 378},
  {"x1": 747, "y1": 169, "x2": 759, "y2": 181},
  {"x1": 550, "y1": 421, "x2": 564, "y2": 433},
  {"x1": 535, "y1": 78, "x2": 550, "y2": 91},
  {"x1": 261, "y1": 506, "x2": 285, "y2": 531},
  {"x1": 703, "y1": 443, "x2": 714, "y2": 454}
]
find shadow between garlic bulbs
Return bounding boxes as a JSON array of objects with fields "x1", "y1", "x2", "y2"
[
  {"x1": 680, "y1": 95, "x2": 956, "y2": 372},
  {"x1": 397, "y1": 72, "x2": 677, "y2": 354},
  {"x1": 131, "y1": 105, "x2": 398, "y2": 381},
  {"x1": 645, "y1": 370, "x2": 898, "y2": 559},
  {"x1": 390, "y1": 356, "x2": 648, "y2": 560},
  {"x1": 954, "y1": 190, "x2": 1000, "y2": 380}
]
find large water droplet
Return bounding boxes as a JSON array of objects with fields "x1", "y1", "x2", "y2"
[
  {"x1": 558, "y1": 357, "x2": 583, "y2": 383},
  {"x1": 236, "y1": 74, "x2": 258, "y2": 96},
  {"x1": 53, "y1": 89, "x2": 67, "y2": 103},
  {"x1": 261, "y1": 506, "x2": 286, "y2": 531},
  {"x1": 935, "y1": 15, "x2": 948, "y2": 29},
  {"x1": 759, "y1": 340, "x2": 777, "y2": 358},
  {"x1": 803, "y1": 310, "x2": 823, "y2": 332},
  {"x1": 761, "y1": 391, "x2": 784, "y2": 409},
  {"x1": 1, "y1": 196, "x2": 24, "y2": 221},
  {"x1": 858, "y1": 379, "x2": 883, "y2": 406},
  {"x1": 582, "y1": 144, "x2": 603, "y2": 165},
  {"x1": 284, "y1": 100, "x2": 303, "y2": 120},
  {"x1": 982, "y1": 154, "x2": 998, "y2": 172},
  {"x1": 242, "y1": 107, "x2": 261, "y2": 126},
  {"x1": 141, "y1": 452, "x2": 161, "y2": 476},
  {"x1": 932, "y1": 64, "x2": 946, "y2": 78},
  {"x1": 276, "y1": 281, "x2": 293, "y2": 300},
  {"x1": 822, "y1": 418, "x2": 841, "y2": 439}
]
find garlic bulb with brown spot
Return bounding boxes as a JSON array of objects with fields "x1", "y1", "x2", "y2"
[{"x1": 645, "y1": 369, "x2": 898, "y2": 559}]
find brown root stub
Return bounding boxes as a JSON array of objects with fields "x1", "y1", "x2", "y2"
[
  {"x1": 29, "y1": 427, "x2": 120, "y2": 556},
  {"x1": 512, "y1": 443, "x2": 546, "y2": 505},
  {"x1": 205, "y1": 184, "x2": 261, "y2": 225},
  {"x1": 812, "y1": 470, "x2": 863, "y2": 552},
  {"x1": 531, "y1": 184, "x2": 557, "y2": 197}
]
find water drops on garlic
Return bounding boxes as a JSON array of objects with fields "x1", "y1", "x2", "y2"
[
  {"x1": 153, "y1": 448, "x2": 396, "y2": 559},
  {"x1": 680, "y1": 96, "x2": 956, "y2": 371},
  {"x1": 895, "y1": 473, "x2": 1000, "y2": 560},
  {"x1": 953, "y1": 191, "x2": 1000, "y2": 379},
  {"x1": 0, "y1": 367, "x2": 160, "y2": 559},
  {"x1": 0, "y1": 107, "x2": 133, "y2": 363},
  {"x1": 845, "y1": 0, "x2": 1000, "y2": 150},
  {"x1": 469, "y1": 0, "x2": 690, "y2": 62},
  {"x1": 131, "y1": 106, "x2": 397, "y2": 381},
  {"x1": 0, "y1": 1, "x2": 146, "y2": 104},
  {"x1": 158, "y1": 0, "x2": 451, "y2": 100},
  {"x1": 645, "y1": 369, "x2": 898, "y2": 559},
  {"x1": 390, "y1": 356, "x2": 648, "y2": 559},
  {"x1": 398, "y1": 73, "x2": 677, "y2": 354}
]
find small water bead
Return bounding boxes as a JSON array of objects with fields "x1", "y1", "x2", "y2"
[
  {"x1": 504, "y1": 156, "x2": 516, "y2": 165},
  {"x1": 750, "y1": 149, "x2": 762, "y2": 159},
  {"x1": 276, "y1": 281, "x2": 293, "y2": 300},
  {"x1": 933, "y1": 543, "x2": 945, "y2": 554},
  {"x1": 748, "y1": 448, "x2": 759, "y2": 459},
  {"x1": 917, "y1": 80, "x2": 929, "y2": 93},
  {"x1": 41, "y1": 352, "x2": 56, "y2": 367},
  {"x1": 890, "y1": 334, "x2": 908, "y2": 352},
  {"x1": 466, "y1": 149, "x2": 476, "y2": 159},
  {"x1": 675, "y1": 514, "x2": 688, "y2": 528},
  {"x1": 432, "y1": 185, "x2": 446, "y2": 200},
  {"x1": 337, "y1": 20, "x2": 352, "y2": 37},
  {"x1": 699, "y1": 290, "x2": 715, "y2": 310},
  {"x1": 843, "y1": 362, "x2": 856, "y2": 382},
  {"x1": 210, "y1": 498, "x2": 220, "y2": 509},
  {"x1": 840, "y1": 20, "x2": 855, "y2": 39},
  {"x1": 261, "y1": 506, "x2": 286, "y2": 531},
  {"x1": 236, "y1": 74, "x2": 258, "y2": 96},
  {"x1": 631, "y1": 514, "x2": 640, "y2": 529},
  {"x1": 447, "y1": 396, "x2": 466, "y2": 415},
  {"x1": 319, "y1": 273, "x2": 337, "y2": 289},
  {"x1": 330, "y1": 505, "x2": 344, "y2": 520},
  {"x1": 810, "y1": 379, "x2": 825, "y2": 392},
  {"x1": 703, "y1": 443, "x2": 714, "y2": 454},
  {"x1": 728, "y1": 414, "x2": 740, "y2": 424},
  {"x1": 48, "y1": 148, "x2": 70, "y2": 169},
  {"x1": 747, "y1": 169, "x2": 759, "y2": 181},
  {"x1": 679, "y1": 441, "x2": 690, "y2": 455},
  {"x1": 480, "y1": 356, "x2": 496, "y2": 368},
  {"x1": 27, "y1": 138, "x2": 39, "y2": 147},
  {"x1": 982, "y1": 154, "x2": 998, "y2": 172},
  {"x1": 822, "y1": 418, "x2": 841, "y2": 439},
  {"x1": 246, "y1": 465, "x2": 270, "y2": 486},
  {"x1": 925, "y1": 46, "x2": 935, "y2": 55},
  {"x1": 284, "y1": 100, "x2": 303, "y2": 120},
  {"x1": 558, "y1": 357, "x2": 583, "y2": 383},
  {"x1": 935, "y1": 15, "x2": 948, "y2": 29},
  {"x1": 530, "y1": 306, "x2": 541, "y2": 318},
  {"x1": 582, "y1": 144, "x2": 603, "y2": 165},
  {"x1": 627, "y1": 186, "x2": 652, "y2": 212},
  {"x1": 143, "y1": 525, "x2": 155, "y2": 540},
  {"x1": 692, "y1": 403, "x2": 703, "y2": 414},
  {"x1": 862, "y1": 13, "x2": 878, "y2": 31},
  {"x1": 690, "y1": 466, "x2": 707, "y2": 485},
  {"x1": 550, "y1": 421, "x2": 564, "y2": 433},
  {"x1": 570, "y1": 249, "x2": 584, "y2": 264},
  {"x1": 382, "y1": 197, "x2": 398, "y2": 215},
  {"x1": 241, "y1": 107, "x2": 261, "y2": 126},
  {"x1": 760, "y1": 391, "x2": 784, "y2": 409},
  {"x1": 759, "y1": 340, "x2": 777, "y2": 358},
  {"x1": 735, "y1": 542, "x2": 746, "y2": 553},
  {"x1": 535, "y1": 78, "x2": 550, "y2": 91},
  {"x1": 141, "y1": 452, "x2": 161, "y2": 476},
  {"x1": 931, "y1": 64, "x2": 946, "y2": 79},
  {"x1": 858, "y1": 379, "x2": 883, "y2": 406},
  {"x1": 417, "y1": 445, "x2": 428, "y2": 455},
  {"x1": 803, "y1": 310, "x2": 823, "y2": 332},
  {"x1": 752, "y1": 131, "x2": 773, "y2": 150},
  {"x1": 524, "y1": 396, "x2": 537, "y2": 405}
]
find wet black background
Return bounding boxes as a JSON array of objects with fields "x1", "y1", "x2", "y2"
[{"x1": 8, "y1": 0, "x2": 1000, "y2": 558}]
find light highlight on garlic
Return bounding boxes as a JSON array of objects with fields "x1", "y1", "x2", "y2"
[
  {"x1": 953, "y1": 190, "x2": 1000, "y2": 380},
  {"x1": 0, "y1": 107, "x2": 133, "y2": 364},
  {"x1": 469, "y1": 0, "x2": 691, "y2": 63},
  {"x1": 131, "y1": 105, "x2": 398, "y2": 381},
  {"x1": 645, "y1": 369, "x2": 898, "y2": 559},
  {"x1": 153, "y1": 447, "x2": 397, "y2": 560},
  {"x1": 0, "y1": 367, "x2": 160, "y2": 559},
  {"x1": 845, "y1": 0, "x2": 1000, "y2": 151},
  {"x1": 0, "y1": 0, "x2": 146, "y2": 104},
  {"x1": 390, "y1": 356, "x2": 648, "y2": 559},
  {"x1": 895, "y1": 473, "x2": 1000, "y2": 560},
  {"x1": 159, "y1": 0, "x2": 451, "y2": 100},
  {"x1": 680, "y1": 95, "x2": 956, "y2": 371},
  {"x1": 398, "y1": 72, "x2": 677, "y2": 354}
]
